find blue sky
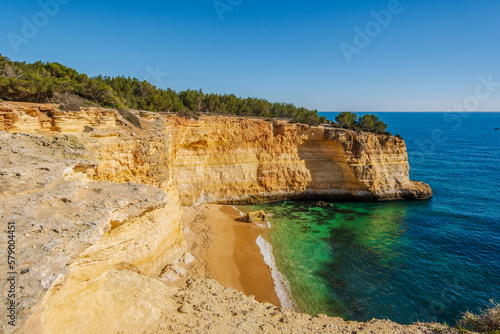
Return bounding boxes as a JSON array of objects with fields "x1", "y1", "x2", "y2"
[{"x1": 1, "y1": 0, "x2": 499, "y2": 111}]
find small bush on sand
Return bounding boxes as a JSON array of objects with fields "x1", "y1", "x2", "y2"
[{"x1": 458, "y1": 301, "x2": 500, "y2": 333}]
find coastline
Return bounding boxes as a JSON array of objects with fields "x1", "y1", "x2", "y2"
[
  {"x1": 182, "y1": 204, "x2": 281, "y2": 307},
  {"x1": 0, "y1": 102, "x2": 470, "y2": 333}
]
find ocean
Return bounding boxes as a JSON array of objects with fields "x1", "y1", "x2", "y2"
[{"x1": 240, "y1": 112, "x2": 500, "y2": 325}]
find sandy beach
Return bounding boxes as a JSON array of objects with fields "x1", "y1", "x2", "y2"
[{"x1": 182, "y1": 204, "x2": 281, "y2": 307}]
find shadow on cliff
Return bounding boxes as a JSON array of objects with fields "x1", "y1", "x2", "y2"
[{"x1": 294, "y1": 127, "x2": 373, "y2": 202}]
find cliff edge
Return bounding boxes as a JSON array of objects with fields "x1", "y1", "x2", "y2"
[{"x1": 0, "y1": 102, "x2": 432, "y2": 206}]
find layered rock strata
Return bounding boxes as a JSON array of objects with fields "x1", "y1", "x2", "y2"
[
  {"x1": 165, "y1": 116, "x2": 432, "y2": 205},
  {"x1": 0, "y1": 102, "x2": 432, "y2": 207}
]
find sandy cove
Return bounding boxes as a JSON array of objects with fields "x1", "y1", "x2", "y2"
[{"x1": 182, "y1": 204, "x2": 281, "y2": 307}]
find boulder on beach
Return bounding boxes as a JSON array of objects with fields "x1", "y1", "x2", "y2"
[{"x1": 241, "y1": 211, "x2": 268, "y2": 223}]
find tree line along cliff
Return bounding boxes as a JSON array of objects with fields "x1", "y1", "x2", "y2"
[
  {"x1": 0, "y1": 55, "x2": 399, "y2": 136},
  {"x1": 0, "y1": 54, "x2": 326, "y2": 125}
]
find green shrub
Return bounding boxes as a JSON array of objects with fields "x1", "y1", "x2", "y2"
[
  {"x1": 458, "y1": 301, "x2": 500, "y2": 333},
  {"x1": 358, "y1": 114, "x2": 388, "y2": 134},
  {"x1": 336, "y1": 112, "x2": 357, "y2": 128},
  {"x1": 308, "y1": 117, "x2": 320, "y2": 126},
  {"x1": 396, "y1": 134, "x2": 404, "y2": 140},
  {"x1": 334, "y1": 112, "x2": 393, "y2": 135}
]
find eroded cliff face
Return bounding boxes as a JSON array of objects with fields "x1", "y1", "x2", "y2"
[
  {"x1": 0, "y1": 102, "x2": 433, "y2": 333},
  {"x1": 165, "y1": 116, "x2": 432, "y2": 205},
  {"x1": 1, "y1": 102, "x2": 432, "y2": 207}
]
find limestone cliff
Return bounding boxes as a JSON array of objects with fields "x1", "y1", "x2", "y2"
[
  {"x1": 0, "y1": 102, "x2": 431, "y2": 207},
  {"x1": 0, "y1": 104, "x2": 187, "y2": 333},
  {"x1": 166, "y1": 115, "x2": 432, "y2": 205}
]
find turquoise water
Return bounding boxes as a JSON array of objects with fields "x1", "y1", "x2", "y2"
[{"x1": 241, "y1": 112, "x2": 500, "y2": 325}]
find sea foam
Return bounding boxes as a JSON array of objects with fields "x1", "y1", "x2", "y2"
[
  {"x1": 231, "y1": 206, "x2": 245, "y2": 217},
  {"x1": 256, "y1": 234, "x2": 295, "y2": 310}
]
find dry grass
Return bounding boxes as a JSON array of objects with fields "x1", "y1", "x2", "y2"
[
  {"x1": 177, "y1": 109, "x2": 199, "y2": 120},
  {"x1": 117, "y1": 108, "x2": 142, "y2": 128},
  {"x1": 49, "y1": 92, "x2": 96, "y2": 111},
  {"x1": 458, "y1": 301, "x2": 500, "y2": 333}
]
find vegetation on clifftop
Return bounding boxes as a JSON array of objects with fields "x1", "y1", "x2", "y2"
[
  {"x1": 335, "y1": 111, "x2": 390, "y2": 135},
  {"x1": 0, "y1": 54, "x2": 327, "y2": 126},
  {"x1": 0, "y1": 55, "x2": 400, "y2": 134}
]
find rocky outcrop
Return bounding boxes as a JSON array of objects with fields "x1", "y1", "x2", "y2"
[
  {"x1": 0, "y1": 105, "x2": 187, "y2": 333},
  {"x1": 27, "y1": 273, "x2": 460, "y2": 334},
  {"x1": 0, "y1": 102, "x2": 434, "y2": 333},
  {"x1": 20, "y1": 271, "x2": 456, "y2": 334},
  {"x1": 241, "y1": 211, "x2": 268, "y2": 223}
]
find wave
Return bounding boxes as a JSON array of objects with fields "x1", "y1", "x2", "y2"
[
  {"x1": 256, "y1": 234, "x2": 295, "y2": 310},
  {"x1": 231, "y1": 206, "x2": 245, "y2": 217}
]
